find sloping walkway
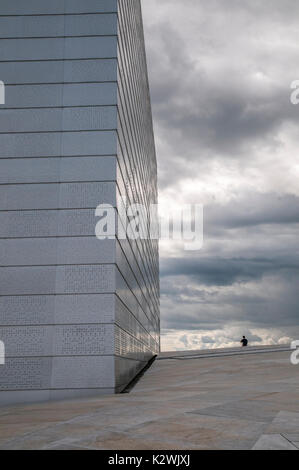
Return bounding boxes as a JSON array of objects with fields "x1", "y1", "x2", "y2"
[{"x1": 0, "y1": 345, "x2": 298, "y2": 450}]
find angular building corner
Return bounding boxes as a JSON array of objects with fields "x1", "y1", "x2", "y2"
[{"x1": 0, "y1": 0, "x2": 160, "y2": 405}]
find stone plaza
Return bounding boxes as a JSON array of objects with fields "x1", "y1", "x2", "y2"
[{"x1": 0, "y1": 345, "x2": 298, "y2": 450}]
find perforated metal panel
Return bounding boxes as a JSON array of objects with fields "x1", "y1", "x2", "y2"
[{"x1": 0, "y1": 0, "x2": 159, "y2": 405}]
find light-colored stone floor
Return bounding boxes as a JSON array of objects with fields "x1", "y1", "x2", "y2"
[{"x1": 0, "y1": 345, "x2": 298, "y2": 450}]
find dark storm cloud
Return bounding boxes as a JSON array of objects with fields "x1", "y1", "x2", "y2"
[
  {"x1": 205, "y1": 192, "x2": 299, "y2": 233},
  {"x1": 160, "y1": 254, "x2": 299, "y2": 287},
  {"x1": 144, "y1": 7, "x2": 299, "y2": 178},
  {"x1": 141, "y1": 0, "x2": 299, "y2": 348},
  {"x1": 149, "y1": 33, "x2": 296, "y2": 159},
  {"x1": 160, "y1": 273, "x2": 299, "y2": 331}
]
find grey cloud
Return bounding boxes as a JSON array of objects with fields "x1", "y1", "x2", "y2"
[
  {"x1": 160, "y1": 274, "x2": 299, "y2": 331},
  {"x1": 205, "y1": 192, "x2": 299, "y2": 232},
  {"x1": 160, "y1": 252, "x2": 299, "y2": 286},
  {"x1": 141, "y1": 0, "x2": 299, "y2": 348},
  {"x1": 143, "y1": 1, "x2": 299, "y2": 188}
]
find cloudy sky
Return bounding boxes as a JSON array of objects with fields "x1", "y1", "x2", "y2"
[{"x1": 141, "y1": 0, "x2": 299, "y2": 351}]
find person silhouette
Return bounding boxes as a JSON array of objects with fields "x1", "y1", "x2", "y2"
[{"x1": 240, "y1": 336, "x2": 248, "y2": 347}]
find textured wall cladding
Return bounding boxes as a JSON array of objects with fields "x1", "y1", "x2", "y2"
[
  {"x1": 115, "y1": 296, "x2": 153, "y2": 350},
  {"x1": 117, "y1": 31, "x2": 157, "y2": 209},
  {"x1": 115, "y1": 0, "x2": 160, "y2": 373},
  {"x1": 0, "y1": 59, "x2": 117, "y2": 85},
  {"x1": 117, "y1": 235, "x2": 159, "y2": 317},
  {"x1": 0, "y1": 1, "x2": 119, "y2": 401},
  {"x1": 0, "y1": 355, "x2": 115, "y2": 391},
  {"x1": 116, "y1": 241, "x2": 158, "y2": 328},
  {"x1": 0, "y1": 37, "x2": 117, "y2": 61},
  {"x1": 115, "y1": 267, "x2": 159, "y2": 353},
  {"x1": 0, "y1": 14, "x2": 117, "y2": 38},
  {"x1": 117, "y1": 1, "x2": 158, "y2": 207},
  {"x1": 0, "y1": 237, "x2": 115, "y2": 266},
  {"x1": 0, "y1": 294, "x2": 115, "y2": 326},
  {"x1": 116, "y1": 153, "x2": 159, "y2": 271},
  {"x1": 3, "y1": 83, "x2": 117, "y2": 108},
  {"x1": 0, "y1": 324, "x2": 114, "y2": 357},
  {"x1": 0, "y1": 265, "x2": 116, "y2": 296},
  {"x1": 0, "y1": 209, "x2": 97, "y2": 238},
  {"x1": 0, "y1": 182, "x2": 116, "y2": 210},
  {"x1": 115, "y1": 325, "x2": 152, "y2": 363},
  {"x1": 0, "y1": 0, "x2": 117, "y2": 15},
  {"x1": 116, "y1": 180, "x2": 160, "y2": 311},
  {"x1": 116, "y1": 81, "x2": 159, "y2": 290},
  {"x1": 0, "y1": 156, "x2": 116, "y2": 184},
  {"x1": 116, "y1": 181, "x2": 159, "y2": 310},
  {"x1": 117, "y1": 95, "x2": 159, "y2": 279},
  {"x1": 0, "y1": 358, "x2": 52, "y2": 390},
  {"x1": 51, "y1": 356, "x2": 115, "y2": 389},
  {"x1": 0, "y1": 107, "x2": 117, "y2": 132},
  {"x1": 117, "y1": 92, "x2": 154, "y2": 212},
  {"x1": 0, "y1": 0, "x2": 159, "y2": 401},
  {"x1": 0, "y1": 131, "x2": 117, "y2": 158},
  {"x1": 115, "y1": 191, "x2": 159, "y2": 345},
  {"x1": 116, "y1": 134, "x2": 159, "y2": 272}
]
